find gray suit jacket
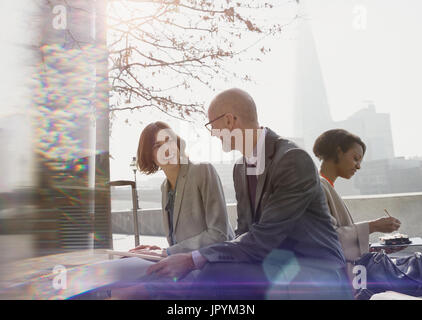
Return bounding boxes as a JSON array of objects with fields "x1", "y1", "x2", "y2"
[
  {"x1": 199, "y1": 128, "x2": 346, "y2": 269},
  {"x1": 161, "y1": 161, "x2": 234, "y2": 254}
]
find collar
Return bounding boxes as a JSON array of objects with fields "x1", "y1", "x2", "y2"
[
  {"x1": 245, "y1": 127, "x2": 267, "y2": 166},
  {"x1": 163, "y1": 160, "x2": 190, "y2": 192},
  {"x1": 320, "y1": 173, "x2": 335, "y2": 187}
]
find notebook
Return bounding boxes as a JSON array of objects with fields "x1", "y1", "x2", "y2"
[{"x1": 104, "y1": 250, "x2": 164, "y2": 261}]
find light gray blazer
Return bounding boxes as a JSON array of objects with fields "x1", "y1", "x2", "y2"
[
  {"x1": 160, "y1": 161, "x2": 234, "y2": 254},
  {"x1": 320, "y1": 177, "x2": 370, "y2": 279},
  {"x1": 320, "y1": 177, "x2": 370, "y2": 261}
]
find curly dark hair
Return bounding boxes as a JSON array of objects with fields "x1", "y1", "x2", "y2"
[{"x1": 313, "y1": 129, "x2": 366, "y2": 162}]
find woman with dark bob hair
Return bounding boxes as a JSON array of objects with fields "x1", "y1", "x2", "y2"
[
  {"x1": 129, "y1": 121, "x2": 234, "y2": 258},
  {"x1": 313, "y1": 129, "x2": 401, "y2": 279}
]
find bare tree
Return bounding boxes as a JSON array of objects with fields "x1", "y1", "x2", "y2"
[{"x1": 107, "y1": 0, "x2": 298, "y2": 120}]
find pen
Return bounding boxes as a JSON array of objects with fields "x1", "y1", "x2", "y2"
[{"x1": 384, "y1": 208, "x2": 392, "y2": 217}]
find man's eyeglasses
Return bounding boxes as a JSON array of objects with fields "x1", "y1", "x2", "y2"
[{"x1": 204, "y1": 113, "x2": 236, "y2": 132}]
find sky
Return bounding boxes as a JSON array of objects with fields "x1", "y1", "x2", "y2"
[
  {"x1": 305, "y1": 0, "x2": 422, "y2": 158},
  {"x1": 109, "y1": 0, "x2": 422, "y2": 181}
]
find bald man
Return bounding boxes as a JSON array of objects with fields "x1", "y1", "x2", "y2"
[{"x1": 146, "y1": 88, "x2": 353, "y2": 299}]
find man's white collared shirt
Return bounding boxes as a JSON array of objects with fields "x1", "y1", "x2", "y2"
[{"x1": 245, "y1": 127, "x2": 266, "y2": 175}]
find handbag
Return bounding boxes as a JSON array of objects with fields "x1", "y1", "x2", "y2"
[{"x1": 353, "y1": 250, "x2": 422, "y2": 299}]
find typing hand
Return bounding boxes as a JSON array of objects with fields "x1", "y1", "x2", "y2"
[{"x1": 146, "y1": 253, "x2": 195, "y2": 280}]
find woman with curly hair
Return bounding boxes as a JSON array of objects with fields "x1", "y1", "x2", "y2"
[{"x1": 313, "y1": 129, "x2": 401, "y2": 279}]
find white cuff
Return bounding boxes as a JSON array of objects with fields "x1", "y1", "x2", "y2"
[{"x1": 191, "y1": 250, "x2": 207, "y2": 270}]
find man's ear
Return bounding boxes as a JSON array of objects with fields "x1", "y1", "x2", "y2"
[{"x1": 224, "y1": 113, "x2": 235, "y2": 130}]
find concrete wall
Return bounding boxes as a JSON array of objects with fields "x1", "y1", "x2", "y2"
[
  {"x1": 112, "y1": 193, "x2": 422, "y2": 243},
  {"x1": 343, "y1": 193, "x2": 422, "y2": 243},
  {"x1": 112, "y1": 208, "x2": 165, "y2": 236}
]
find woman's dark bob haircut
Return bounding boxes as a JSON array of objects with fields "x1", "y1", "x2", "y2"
[
  {"x1": 137, "y1": 121, "x2": 186, "y2": 175},
  {"x1": 313, "y1": 129, "x2": 366, "y2": 162}
]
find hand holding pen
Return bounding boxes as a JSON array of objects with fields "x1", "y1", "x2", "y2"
[{"x1": 369, "y1": 208, "x2": 401, "y2": 233}]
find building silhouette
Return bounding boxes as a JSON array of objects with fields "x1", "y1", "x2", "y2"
[
  {"x1": 335, "y1": 102, "x2": 395, "y2": 162},
  {"x1": 294, "y1": 17, "x2": 333, "y2": 153},
  {"x1": 293, "y1": 4, "x2": 422, "y2": 196}
]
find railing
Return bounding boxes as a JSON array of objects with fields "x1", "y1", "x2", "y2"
[{"x1": 112, "y1": 192, "x2": 422, "y2": 243}]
